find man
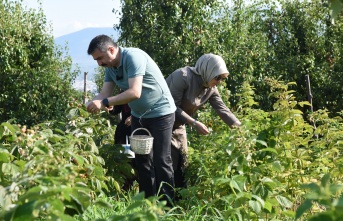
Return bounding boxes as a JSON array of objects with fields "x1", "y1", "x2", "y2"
[{"x1": 86, "y1": 35, "x2": 176, "y2": 204}]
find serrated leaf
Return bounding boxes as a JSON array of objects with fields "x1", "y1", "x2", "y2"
[
  {"x1": 276, "y1": 195, "x2": 293, "y2": 208},
  {"x1": 264, "y1": 200, "x2": 273, "y2": 212},
  {"x1": 249, "y1": 200, "x2": 261, "y2": 213}
]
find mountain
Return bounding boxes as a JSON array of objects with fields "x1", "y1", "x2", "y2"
[{"x1": 54, "y1": 27, "x2": 120, "y2": 92}]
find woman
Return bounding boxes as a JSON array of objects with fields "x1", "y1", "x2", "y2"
[{"x1": 166, "y1": 53, "x2": 241, "y2": 190}]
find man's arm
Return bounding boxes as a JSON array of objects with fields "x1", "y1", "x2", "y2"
[
  {"x1": 108, "y1": 76, "x2": 142, "y2": 106},
  {"x1": 86, "y1": 76, "x2": 143, "y2": 114}
]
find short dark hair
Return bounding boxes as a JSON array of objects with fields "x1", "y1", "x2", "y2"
[{"x1": 87, "y1": 34, "x2": 117, "y2": 55}]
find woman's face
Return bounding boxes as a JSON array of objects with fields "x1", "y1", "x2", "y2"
[{"x1": 207, "y1": 73, "x2": 229, "y2": 87}]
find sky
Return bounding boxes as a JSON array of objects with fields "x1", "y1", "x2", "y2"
[{"x1": 22, "y1": 0, "x2": 121, "y2": 38}]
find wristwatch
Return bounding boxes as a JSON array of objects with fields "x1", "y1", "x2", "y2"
[{"x1": 102, "y1": 98, "x2": 109, "y2": 108}]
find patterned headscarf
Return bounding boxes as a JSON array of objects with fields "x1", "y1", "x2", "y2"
[{"x1": 190, "y1": 53, "x2": 229, "y2": 87}]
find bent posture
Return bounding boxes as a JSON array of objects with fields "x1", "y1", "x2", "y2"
[
  {"x1": 86, "y1": 35, "x2": 176, "y2": 204},
  {"x1": 166, "y1": 53, "x2": 241, "y2": 189}
]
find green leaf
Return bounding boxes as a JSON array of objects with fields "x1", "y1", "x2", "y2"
[
  {"x1": 329, "y1": 0, "x2": 343, "y2": 20},
  {"x1": 47, "y1": 198, "x2": 65, "y2": 213},
  {"x1": 249, "y1": 200, "x2": 261, "y2": 213},
  {"x1": 69, "y1": 153, "x2": 85, "y2": 166},
  {"x1": 48, "y1": 135, "x2": 62, "y2": 143},
  {"x1": 308, "y1": 211, "x2": 336, "y2": 221},
  {"x1": 295, "y1": 199, "x2": 312, "y2": 220},
  {"x1": 321, "y1": 173, "x2": 330, "y2": 187},
  {"x1": 252, "y1": 194, "x2": 265, "y2": 207},
  {"x1": 132, "y1": 192, "x2": 145, "y2": 201},
  {"x1": 146, "y1": 210, "x2": 159, "y2": 221},
  {"x1": 53, "y1": 128, "x2": 65, "y2": 135},
  {"x1": 236, "y1": 192, "x2": 252, "y2": 200},
  {"x1": 298, "y1": 101, "x2": 311, "y2": 107},
  {"x1": 276, "y1": 195, "x2": 293, "y2": 209},
  {"x1": 0, "y1": 151, "x2": 11, "y2": 163},
  {"x1": 2, "y1": 162, "x2": 20, "y2": 176},
  {"x1": 93, "y1": 200, "x2": 113, "y2": 209},
  {"x1": 1, "y1": 122, "x2": 18, "y2": 134},
  {"x1": 271, "y1": 161, "x2": 282, "y2": 172},
  {"x1": 255, "y1": 139, "x2": 267, "y2": 147},
  {"x1": 263, "y1": 200, "x2": 273, "y2": 213},
  {"x1": 259, "y1": 148, "x2": 278, "y2": 154},
  {"x1": 126, "y1": 201, "x2": 144, "y2": 211},
  {"x1": 230, "y1": 175, "x2": 247, "y2": 192},
  {"x1": 12, "y1": 201, "x2": 36, "y2": 221}
]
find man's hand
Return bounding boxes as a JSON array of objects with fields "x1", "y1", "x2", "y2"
[{"x1": 86, "y1": 100, "x2": 103, "y2": 114}]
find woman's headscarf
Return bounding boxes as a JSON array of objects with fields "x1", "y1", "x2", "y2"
[{"x1": 190, "y1": 53, "x2": 229, "y2": 87}]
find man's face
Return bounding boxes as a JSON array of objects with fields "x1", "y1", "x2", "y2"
[{"x1": 91, "y1": 46, "x2": 116, "y2": 67}]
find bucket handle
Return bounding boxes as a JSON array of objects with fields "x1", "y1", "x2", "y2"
[{"x1": 131, "y1": 128, "x2": 152, "y2": 137}]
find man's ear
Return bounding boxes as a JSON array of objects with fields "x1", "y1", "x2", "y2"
[{"x1": 108, "y1": 46, "x2": 115, "y2": 55}]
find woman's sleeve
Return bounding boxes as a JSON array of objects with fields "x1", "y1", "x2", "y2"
[{"x1": 208, "y1": 87, "x2": 240, "y2": 126}]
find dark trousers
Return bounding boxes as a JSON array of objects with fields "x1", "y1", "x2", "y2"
[
  {"x1": 171, "y1": 146, "x2": 188, "y2": 189},
  {"x1": 131, "y1": 113, "x2": 175, "y2": 204}
]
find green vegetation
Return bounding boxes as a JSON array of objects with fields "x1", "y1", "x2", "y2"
[
  {"x1": 0, "y1": 0, "x2": 80, "y2": 127},
  {"x1": 1, "y1": 0, "x2": 343, "y2": 220},
  {"x1": 117, "y1": 0, "x2": 343, "y2": 115},
  {"x1": 1, "y1": 80, "x2": 342, "y2": 220}
]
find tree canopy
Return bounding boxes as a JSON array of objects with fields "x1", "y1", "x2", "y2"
[
  {"x1": 116, "y1": 0, "x2": 343, "y2": 115},
  {"x1": 0, "y1": 0, "x2": 79, "y2": 126}
]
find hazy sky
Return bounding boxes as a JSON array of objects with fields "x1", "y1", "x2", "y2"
[{"x1": 22, "y1": 0, "x2": 121, "y2": 38}]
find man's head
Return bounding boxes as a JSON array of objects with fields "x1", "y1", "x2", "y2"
[{"x1": 88, "y1": 35, "x2": 119, "y2": 67}]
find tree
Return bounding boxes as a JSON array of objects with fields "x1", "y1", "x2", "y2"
[
  {"x1": 115, "y1": 0, "x2": 226, "y2": 76},
  {"x1": 115, "y1": 0, "x2": 343, "y2": 115},
  {"x1": 0, "y1": 0, "x2": 79, "y2": 126},
  {"x1": 329, "y1": 0, "x2": 343, "y2": 22}
]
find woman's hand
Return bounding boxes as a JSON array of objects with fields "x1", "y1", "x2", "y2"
[
  {"x1": 230, "y1": 120, "x2": 241, "y2": 128},
  {"x1": 194, "y1": 121, "x2": 210, "y2": 135},
  {"x1": 125, "y1": 116, "x2": 132, "y2": 126}
]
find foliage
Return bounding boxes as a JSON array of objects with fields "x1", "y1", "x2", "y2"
[
  {"x1": 329, "y1": 0, "x2": 343, "y2": 21},
  {"x1": 0, "y1": 104, "x2": 135, "y2": 220},
  {"x1": 0, "y1": 0, "x2": 79, "y2": 127},
  {"x1": 296, "y1": 174, "x2": 343, "y2": 221},
  {"x1": 1, "y1": 0, "x2": 343, "y2": 220},
  {"x1": 182, "y1": 79, "x2": 343, "y2": 220},
  {"x1": 115, "y1": 0, "x2": 343, "y2": 116},
  {"x1": 0, "y1": 79, "x2": 342, "y2": 220},
  {"x1": 116, "y1": 0, "x2": 227, "y2": 76},
  {"x1": 94, "y1": 67, "x2": 106, "y2": 93}
]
